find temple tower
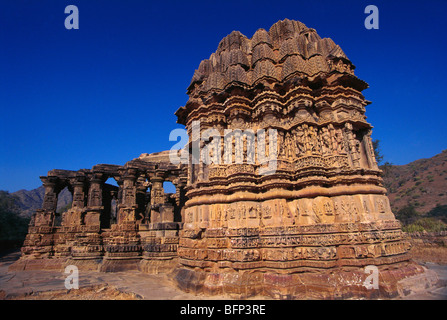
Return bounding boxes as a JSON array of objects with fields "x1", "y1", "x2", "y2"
[{"x1": 173, "y1": 19, "x2": 426, "y2": 299}]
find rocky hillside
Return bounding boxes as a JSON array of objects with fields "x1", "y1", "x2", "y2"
[
  {"x1": 11, "y1": 186, "x2": 72, "y2": 218},
  {"x1": 382, "y1": 149, "x2": 447, "y2": 214},
  {"x1": 11, "y1": 186, "x2": 45, "y2": 217}
]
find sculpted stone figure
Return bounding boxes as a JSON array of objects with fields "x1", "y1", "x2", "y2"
[
  {"x1": 294, "y1": 126, "x2": 306, "y2": 156},
  {"x1": 345, "y1": 123, "x2": 361, "y2": 168},
  {"x1": 320, "y1": 127, "x2": 332, "y2": 155}
]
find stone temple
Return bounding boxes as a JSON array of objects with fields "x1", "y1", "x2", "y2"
[{"x1": 12, "y1": 19, "x2": 433, "y2": 299}]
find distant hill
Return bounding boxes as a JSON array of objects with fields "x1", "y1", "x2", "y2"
[
  {"x1": 11, "y1": 186, "x2": 45, "y2": 217},
  {"x1": 381, "y1": 149, "x2": 447, "y2": 214},
  {"x1": 11, "y1": 186, "x2": 72, "y2": 218},
  {"x1": 0, "y1": 187, "x2": 72, "y2": 252}
]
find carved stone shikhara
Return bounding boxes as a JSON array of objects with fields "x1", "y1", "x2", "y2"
[
  {"x1": 12, "y1": 19, "x2": 435, "y2": 299},
  {"x1": 172, "y1": 19, "x2": 430, "y2": 299}
]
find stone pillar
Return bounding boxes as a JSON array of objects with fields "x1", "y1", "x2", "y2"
[
  {"x1": 55, "y1": 175, "x2": 83, "y2": 258},
  {"x1": 71, "y1": 175, "x2": 87, "y2": 209},
  {"x1": 150, "y1": 174, "x2": 165, "y2": 223},
  {"x1": 84, "y1": 173, "x2": 104, "y2": 227},
  {"x1": 19, "y1": 176, "x2": 59, "y2": 260},
  {"x1": 101, "y1": 184, "x2": 118, "y2": 229},
  {"x1": 117, "y1": 168, "x2": 138, "y2": 224},
  {"x1": 60, "y1": 175, "x2": 86, "y2": 232},
  {"x1": 101, "y1": 168, "x2": 141, "y2": 272},
  {"x1": 68, "y1": 173, "x2": 105, "y2": 262},
  {"x1": 139, "y1": 174, "x2": 182, "y2": 274},
  {"x1": 34, "y1": 176, "x2": 59, "y2": 227},
  {"x1": 135, "y1": 176, "x2": 149, "y2": 223},
  {"x1": 173, "y1": 178, "x2": 187, "y2": 223},
  {"x1": 159, "y1": 204, "x2": 174, "y2": 223},
  {"x1": 41, "y1": 177, "x2": 58, "y2": 214}
]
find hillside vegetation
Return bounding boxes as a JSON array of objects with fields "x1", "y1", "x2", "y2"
[{"x1": 381, "y1": 149, "x2": 447, "y2": 232}]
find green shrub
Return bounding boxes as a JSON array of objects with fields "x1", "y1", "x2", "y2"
[
  {"x1": 395, "y1": 205, "x2": 419, "y2": 225},
  {"x1": 427, "y1": 204, "x2": 447, "y2": 223},
  {"x1": 403, "y1": 217, "x2": 447, "y2": 233},
  {"x1": 403, "y1": 224, "x2": 425, "y2": 233}
]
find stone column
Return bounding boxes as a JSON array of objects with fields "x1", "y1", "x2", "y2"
[
  {"x1": 84, "y1": 173, "x2": 104, "y2": 227},
  {"x1": 41, "y1": 177, "x2": 58, "y2": 213},
  {"x1": 60, "y1": 175, "x2": 86, "y2": 228},
  {"x1": 101, "y1": 168, "x2": 141, "y2": 272},
  {"x1": 22, "y1": 176, "x2": 59, "y2": 259},
  {"x1": 150, "y1": 173, "x2": 165, "y2": 223},
  {"x1": 135, "y1": 176, "x2": 149, "y2": 223},
  {"x1": 117, "y1": 168, "x2": 138, "y2": 224},
  {"x1": 71, "y1": 175, "x2": 87, "y2": 209},
  {"x1": 68, "y1": 173, "x2": 104, "y2": 261},
  {"x1": 33, "y1": 176, "x2": 59, "y2": 227}
]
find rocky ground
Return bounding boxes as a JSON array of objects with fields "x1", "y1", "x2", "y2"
[
  {"x1": 1, "y1": 247, "x2": 446, "y2": 300},
  {"x1": 0, "y1": 251, "x2": 231, "y2": 300}
]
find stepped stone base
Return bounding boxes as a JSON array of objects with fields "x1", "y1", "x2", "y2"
[
  {"x1": 9, "y1": 257, "x2": 179, "y2": 274},
  {"x1": 8, "y1": 258, "x2": 68, "y2": 272},
  {"x1": 139, "y1": 258, "x2": 179, "y2": 274},
  {"x1": 172, "y1": 262, "x2": 439, "y2": 299},
  {"x1": 97, "y1": 258, "x2": 139, "y2": 272}
]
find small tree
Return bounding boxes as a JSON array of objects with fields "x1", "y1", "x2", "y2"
[
  {"x1": 395, "y1": 204, "x2": 419, "y2": 226},
  {"x1": 427, "y1": 204, "x2": 447, "y2": 223},
  {"x1": 372, "y1": 139, "x2": 384, "y2": 165}
]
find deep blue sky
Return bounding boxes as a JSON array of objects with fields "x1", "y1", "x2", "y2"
[{"x1": 1, "y1": 0, "x2": 446, "y2": 192}]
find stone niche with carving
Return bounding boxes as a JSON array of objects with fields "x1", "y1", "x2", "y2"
[{"x1": 172, "y1": 19, "x2": 429, "y2": 299}]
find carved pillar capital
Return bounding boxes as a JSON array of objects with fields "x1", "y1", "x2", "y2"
[
  {"x1": 40, "y1": 176, "x2": 59, "y2": 212},
  {"x1": 71, "y1": 175, "x2": 87, "y2": 209}
]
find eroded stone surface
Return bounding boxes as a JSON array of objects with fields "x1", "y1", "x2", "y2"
[{"x1": 172, "y1": 19, "x2": 433, "y2": 299}]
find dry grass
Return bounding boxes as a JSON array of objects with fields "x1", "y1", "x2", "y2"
[{"x1": 410, "y1": 245, "x2": 447, "y2": 265}]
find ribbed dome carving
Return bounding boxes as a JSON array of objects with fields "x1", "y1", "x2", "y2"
[
  {"x1": 187, "y1": 19, "x2": 355, "y2": 95},
  {"x1": 281, "y1": 55, "x2": 308, "y2": 80},
  {"x1": 252, "y1": 43, "x2": 276, "y2": 66},
  {"x1": 253, "y1": 59, "x2": 277, "y2": 82},
  {"x1": 204, "y1": 72, "x2": 227, "y2": 91},
  {"x1": 268, "y1": 19, "x2": 307, "y2": 47},
  {"x1": 227, "y1": 64, "x2": 250, "y2": 85},
  {"x1": 251, "y1": 28, "x2": 272, "y2": 48},
  {"x1": 228, "y1": 49, "x2": 249, "y2": 68},
  {"x1": 279, "y1": 37, "x2": 302, "y2": 61}
]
